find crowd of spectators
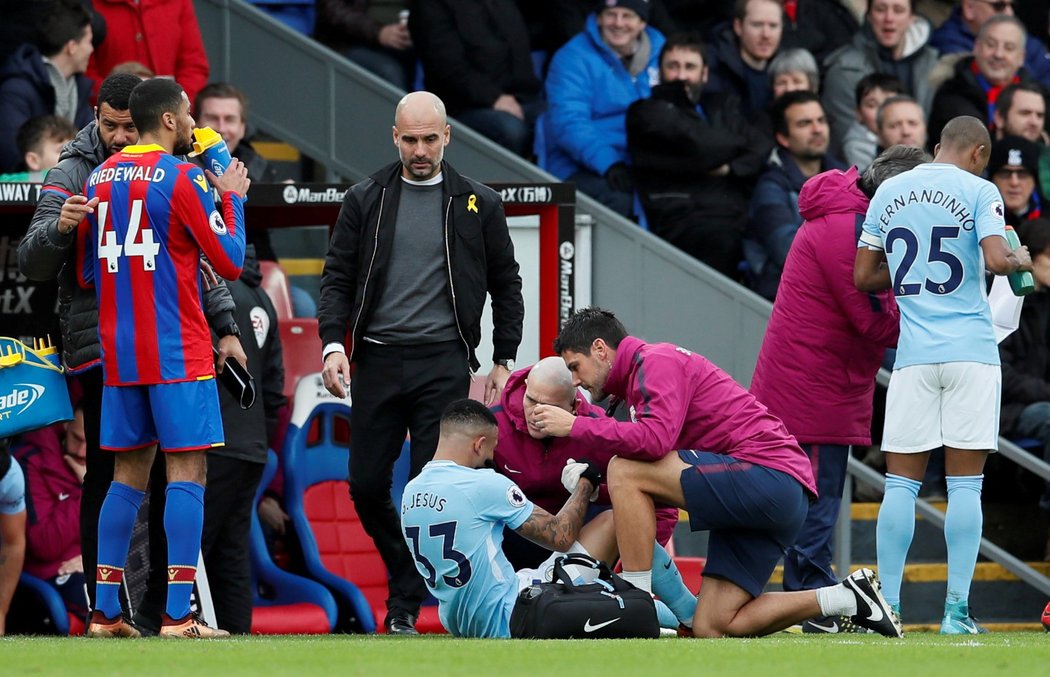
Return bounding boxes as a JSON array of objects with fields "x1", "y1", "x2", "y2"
[{"x1": 291, "y1": 0, "x2": 1050, "y2": 303}]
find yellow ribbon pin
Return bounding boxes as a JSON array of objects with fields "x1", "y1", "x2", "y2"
[{"x1": 467, "y1": 194, "x2": 478, "y2": 213}]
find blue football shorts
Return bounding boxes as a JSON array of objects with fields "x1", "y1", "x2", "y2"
[
  {"x1": 100, "y1": 378, "x2": 224, "y2": 452},
  {"x1": 678, "y1": 450, "x2": 808, "y2": 598}
]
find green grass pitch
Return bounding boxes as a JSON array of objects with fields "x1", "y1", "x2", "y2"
[{"x1": 2, "y1": 633, "x2": 1048, "y2": 676}]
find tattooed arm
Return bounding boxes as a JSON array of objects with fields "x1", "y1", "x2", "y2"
[{"x1": 513, "y1": 478, "x2": 594, "y2": 552}]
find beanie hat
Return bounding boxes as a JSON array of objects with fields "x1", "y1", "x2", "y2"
[
  {"x1": 990, "y1": 135, "x2": 1040, "y2": 178},
  {"x1": 599, "y1": 0, "x2": 650, "y2": 21}
]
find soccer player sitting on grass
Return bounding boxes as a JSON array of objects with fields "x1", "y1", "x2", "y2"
[
  {"x1": 400, "y1": 399, "x2": 597, "y2": 638},
  {"x1": 75, "y1": 77, "x2": 250, "y2": 638},
  {"x1": 532, "y1": 307, "x2": 903, "y2": 638}
]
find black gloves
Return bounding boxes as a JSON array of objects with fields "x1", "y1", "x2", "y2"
[
  {"x1": 577, "y1": 458, "x2": 602, "y2": 488},
  {"x1": 604, "y1": 162, "x2": 635, "y2": 193}
]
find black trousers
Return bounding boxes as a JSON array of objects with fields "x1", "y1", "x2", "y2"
[
  {"x1": 201, "y1": 454, "x2": 265, "y2": 634},
  {"x1": 348, "y1": 340, "x2": 469, "y2": 616},
  {"x1": 78, "y1": 368, "x2": 168, "y2": 626}
]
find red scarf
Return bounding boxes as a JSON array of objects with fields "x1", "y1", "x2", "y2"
[{"x1": 971, "y1": 59, "x2": 1020, "y2": 131}]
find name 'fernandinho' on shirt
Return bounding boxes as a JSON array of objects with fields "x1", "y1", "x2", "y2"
[{"x1": 875, "y1": 187, "x2": 979, "y2": 232}]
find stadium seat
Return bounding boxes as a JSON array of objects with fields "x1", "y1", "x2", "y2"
[
  {"x1": 278, "y1": 318, "x2": 323, "y2": 400},
  {"x1": 282, "y1": 378, "x2": 445, "y2": 633},
  {"x1": 260, "y1": 260, "x2": 295, "y2": 321},
  {"x1": 1011, "y1": 438, "x2": 1043, "y2": 453},
  {"x1": 245, "y1": 0, "x2": 316, "y2": 35},
  {"x1": 13, "y1": 573, "x2": 80, "y2": 635},
  {"x1": 249, "y1": 449, "x2": 338, "y2": 634},
  {"x1": 533, "y1": 113, "x2": 549, "y2": 172}
]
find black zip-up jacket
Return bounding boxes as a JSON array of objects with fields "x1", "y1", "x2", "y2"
[
  {"x1": 318, "y1": 160, "x2": 524, "y2": 372},
  {"x1": 17, "y1": 120, "x2": 237, "y2": 371},
  {"x1": 1000, "y1": 288, "x2": 1050, "y2": 434},
  {"x1": 211, "y1": 247, "x2": 286, "y2": 464}
]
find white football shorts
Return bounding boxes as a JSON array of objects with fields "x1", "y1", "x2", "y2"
[{"x1": 882, "y1": 362, "x2": 1000, "y2": 453}]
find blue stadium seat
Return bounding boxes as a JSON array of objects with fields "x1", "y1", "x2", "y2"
[
  {"x1": 281, "y1": 382, "x2": 376, "y2": 632},
  {"x1": 248, "y1": 449, "x2": 338, "y2": 634},
  {"x1": 1011, "y1": 437, "x2": 1043, "y2": 453},
  {"x1": 245, "y1": 0, "x2": 316, "y2": 35},
  {"x1": 15, "y1": 573, "x2": 71, "y2": 635},
  {"x1": 281, "y1": 375, "x2": 445, "y2": 633}
]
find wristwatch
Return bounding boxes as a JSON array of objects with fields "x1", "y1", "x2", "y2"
[
  {"x1": 495, "y1": 358, "x2": 515, "y2": 371},
  {"x1": 218, "y1": 321, "x2": 241, "y2": 338}
]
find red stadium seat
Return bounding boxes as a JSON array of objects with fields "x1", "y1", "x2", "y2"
[
  {"x1": 279, "y1": 318, "x2": 322, "y2": 399},
  {"x1": 260, "y1": 260, "x2": 294, "y2": 321},
  {"x1": 283, "y1": 384, "x2": 445, "y2": 634},
  {"x1": 672, "y1": 557, "x2": 706, "y2": 596}
]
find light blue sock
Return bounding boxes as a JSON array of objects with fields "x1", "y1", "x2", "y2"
[
  {"x1": 876, "y1": 473, "x2": 921, "y2": 607},
  {"x1": 163, "y1": 481, "x2": 206, "y2": 620},
  {"x1": 655, "y1": 600, "x2": 678, "y2": 629},
  {"x1": 651, "y1": 543, "x2": 697, "y2": 626},
  {"x1": 95, "y1": 482, "x2": 145, "y2": 618},
  {"x1": 944, "y1": 475, "x2": 983, "y2": 606}
]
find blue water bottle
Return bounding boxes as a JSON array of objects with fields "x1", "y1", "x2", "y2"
[{"x1": 191, "y1": 127, "x2": 245, "y2": 202}]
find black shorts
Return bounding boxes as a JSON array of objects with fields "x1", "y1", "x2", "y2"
[{"x1": 678, "y1": 450, "x2": 807, "y2": 597}]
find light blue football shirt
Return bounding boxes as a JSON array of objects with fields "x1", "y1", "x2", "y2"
[
  {"x1": 0, "y1": 458, "x2": 25, "y2": 514},
  {"x1": 859, "y1": 163, "x2": 1006, "y2": 368},
  {"x1": 400, "y1": 460, "x2": 534, "y2": 638}
]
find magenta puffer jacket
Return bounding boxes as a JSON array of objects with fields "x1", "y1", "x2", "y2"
[{"x1": 751, "y1": 166, "x2": 899, "y2": 446}]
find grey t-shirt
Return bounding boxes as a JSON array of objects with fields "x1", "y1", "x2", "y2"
[{"x1": 364, "y1": 177, "x2": 460, "y2": 344}]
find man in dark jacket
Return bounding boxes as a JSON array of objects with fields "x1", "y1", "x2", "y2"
[
  {"x1": 746, "y1": 90, "x2": 845, "y2": 299},
  {"x1": 705, "y1": 0, "x2": 784, "y2": 118},
  {"x1": 314, "y1": 0, "x2": 415, "y2": 91},
  {"x1": 16, "y1": 72, "x2": 245, "y2": 631},
  {"x1": 318, "y1": 91, "x2": 523, "y2": 634},
  {"x1": 627, "y1": 32, "x2": 771, "y2": 278},
  {"x1": 0, "y1": 1, "x2": 95, "y2": 172},
  {"x1": 194, "y1": 82, "x2": 281, "y2": 261},
  {"x1": 1000, "y1": 218, "x2": 1050, "y2": 556},
  {"x1": 202, "y1": 245, "x2": 286, "y2": 635},
  {"x1": 409, "y1": 0, "x2": 543, "y2": 158},
  {"x1": 929, "y1": 15, "x2": 1034, "y2": 147},
  {"x1": 931, "y1": 0, "x2": 1050, "y2": 88},
  {"x1": 779, "y1": 0, "x2": 860, "y2": 65}
]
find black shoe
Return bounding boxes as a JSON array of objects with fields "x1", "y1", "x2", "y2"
[
  {"x1": 843, "y1": 568, "x2": 904, "y2": 638},
  {"x1": 801, "y1": 614, "x2": 873, "y2": 634},
  {"x1": 385, "y1": 611, "x2": 419, "y2": 635}
]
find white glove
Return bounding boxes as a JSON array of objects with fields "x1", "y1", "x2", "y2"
[{"x1": 561, "y1": 458, "x2": 599, "y2": 501}]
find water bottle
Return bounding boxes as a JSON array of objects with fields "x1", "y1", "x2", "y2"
[
  {"x1": 190, "y1": 127, "x2": 246, "y2": 203},
  {"x1": 34, "y1": 336, "x2": 62, "y2": 369},
  {"x1": 191, "y1": 127, "x2": 232, "y2": 176},
  {"x1": 1004, "y1": 225, "x2": 1035, "y2": 296}
]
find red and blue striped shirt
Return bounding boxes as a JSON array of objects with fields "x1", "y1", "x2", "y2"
[{"x1": 77, "y1": 144, "x2": 245, "y2": 386}]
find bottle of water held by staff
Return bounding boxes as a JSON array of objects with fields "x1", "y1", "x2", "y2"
[
  {"x1": 1004, "y1": 225, "x2": 1035, "y2": 296},
  {"x1": 189, "y1": 127, "x2": 245, "y2": 202}
]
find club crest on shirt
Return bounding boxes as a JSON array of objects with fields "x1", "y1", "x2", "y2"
[
  {"x1": 507, "y1": 484, "x2": 526, "y2": 508},
  {"x1": 193, "y1": 174, "x2": 208, "y2": 193},
  {"x1": 209, "y1": 210, "x2": 227, "y2": 234}
]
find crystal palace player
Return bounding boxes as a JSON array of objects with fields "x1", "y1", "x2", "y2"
[{"x1": 75, "y1": 78, "x2": 250, "y2": 639}]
